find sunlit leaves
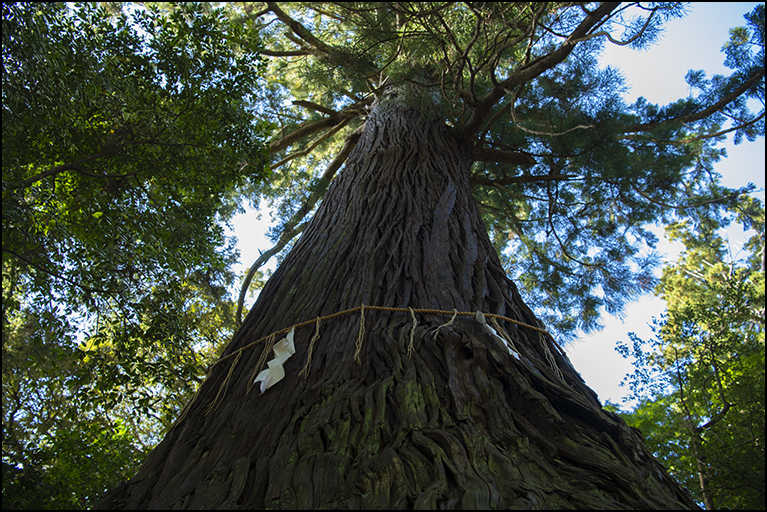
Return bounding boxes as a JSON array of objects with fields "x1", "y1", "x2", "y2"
[
  {"x1": 614, "y1": 198, "x2": 765, "y2": 509},
  {"x1": 2, "y1": 2, "x2": 270, "y2": 508}
]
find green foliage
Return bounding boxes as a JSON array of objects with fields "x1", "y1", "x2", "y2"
[
  {"x1": 242, "y1": 2, "x2": 764, "y2": 340},
  {"x1": 478, "y1": 4, "x2": 765, "y2": 336},
  {"x1": 2, "y1": 418, "x2": 142, "y2": 509},
  {"x1": 482, "y1": 45, "x2": 672, "y2": 336},
  {"x1": 2, "y1": 2, "x2": 269, "y2": 508},
  {"x1": 2, "y1": 2, "x2": 765, "y2": 508},
  {"x1": 615, "y1": 197, "x2": 765, "y2": 509}
]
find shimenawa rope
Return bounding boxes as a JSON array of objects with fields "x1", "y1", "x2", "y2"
[{"x1": 197, "y1": 304, "x2": 564, "y2": 417}]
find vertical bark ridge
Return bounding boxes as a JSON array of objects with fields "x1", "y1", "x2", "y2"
[{"x1": 96, "y1": 101, "x2": 698, "y2": 509}]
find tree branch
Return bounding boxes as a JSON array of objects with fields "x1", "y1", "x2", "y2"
[
  {"x1": 470, "y1": 174, "x2": 575, "y2": 187},
  {"x1": 544, "y1": 185, "x2": 601, "y2": 268},
  {"x1": 571, "y1": 5, "x2": 661, "y2": 47},
  {"x1": 269, "y1": 97, "x2": 372, "y2": 154},
  {"x1": 623, "y1": 67, "x2": 765, "y2": 134},
  {"x1": 620, "y1": 111, "x2": 766, "y2": 144},
  {"x1": 266, "y1": 2, "x2": 334, "y2": 56},
  {"x1": 292, "y1": 100, "x2": 338, "y2": 116},
  {"x1": 270, "y1": 118, "x2": 350, "y2": 169},
  {"x1": 629, "y1": 181, "x2": 743, "y2": 211},
  {"x1": 503, "y1": 86, "x2": 595, "y2": 137},
  {"x1": 471, "y1": 146, "x2": 536, "y2": 166},
  {"x1": 3, "y1": 248, "x2": 124, "y2": 295},
  {"x1": 236, "y1": 221, "x2": 307, "y2": 326},
  {"x1": 13, "y1": 145, "x2": 128, "y2": 190},
  {"x1": 258, "y1": 48, "x2": 312, "y2": 57},
  {"x1": 459, "y1": 2, "x2": 621, "y2": 137},
  {"x1": 269, "y1": 116, "x2": 344, "y2": 154}
]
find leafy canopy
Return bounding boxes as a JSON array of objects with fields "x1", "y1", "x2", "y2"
[
  {"x1": 235, "y1": 2, "x2": 765, "y2": 339},
  {"x1": 614, "y1": 196, "x2": 765, "y2": 509},
  {"x1": 2, "y1": 2, "x2": 270, "y2": 508}
]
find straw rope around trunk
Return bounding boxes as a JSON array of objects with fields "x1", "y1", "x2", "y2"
[{"x1": 179, "y1": 305, "x2": 566, "y2": 421}]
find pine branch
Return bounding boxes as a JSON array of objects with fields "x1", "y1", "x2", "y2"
[
  {"x1": 470, "y1": 174, "x2": 575, "y2": 187},
  {"x1": 266, "y1": 2, "x2": 334, "y2": 56},
  {"x1": 471, "y1": 146, "x2": 537, "y2": 166},
  {"x1": 460, "y1": 2, "x2": 621, "y2": 137},
  {"x1": 269, "y1": 116, "x2": 344, "y2": 154},
  {"x1": 292, "y1": 100, "x2": 338, "y2": 116},
  {"x1": 619, "y1": 112, "x2": 766, "y2": 145},
  {"x1": 270, "y1": 118, "x2": 350, "y2": 169},
  {"x1": 623, "y1": 67, "x2": 765, "y2": 134},
  {"x1": 269, "y1": 97, "x2": 372, "y2": 154}
]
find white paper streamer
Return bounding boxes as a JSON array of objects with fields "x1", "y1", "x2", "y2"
[
  {"x1": 254, "y1": 327, "x2": 296, "y2": 393},
  {"x1": 475, "y1": 311, "x2": 520, "y2": 359}
]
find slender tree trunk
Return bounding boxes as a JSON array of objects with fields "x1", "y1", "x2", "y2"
[
  {"x1": 97, "y1": 99, "x2": 699, "y2": 509},
  {"x1": 688, "y1": 423, "x2": 714, "y2": 510}
]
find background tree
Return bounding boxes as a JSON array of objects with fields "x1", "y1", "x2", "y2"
[
  {"x1": 95, "y1": 2, "x2": 762, "y2": 509},
  {"x1": 614, "y1": 195, "x2": 765, "y2": 509},
  {"x1": 2, "y1": 2, "x2": 270, "y2": 508}
]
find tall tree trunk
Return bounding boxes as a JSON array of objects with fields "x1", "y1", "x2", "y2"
[{"x1": 97, "y1": 99, "x2": 698, "y2": 509}]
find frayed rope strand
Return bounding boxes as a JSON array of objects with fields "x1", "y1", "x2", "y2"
[
  {"x1": 247, "y1": 333, "x2": 277, "y2": 395},
  {"x1": 489, "y1": 316, "x2": 521, "y2": 356},
  {"x1": 407, "y1": 307, "x2": 417, "y2": 358},
  {"x1": 205, "y1": 350, "x2": 242, "y2": 416},
  {"x1": 299, "y1": 317, "x2": 321, "y2": 379},
  {"x1": 431, "y1": 308, "x2": 458, "y2": 340},
  {"x1": 353, "y1": 305, "x2": 366, "y2": 363}
]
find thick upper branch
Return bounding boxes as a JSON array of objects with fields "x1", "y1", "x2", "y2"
[
  {"x1": 269, "y1": 116, "x2": 345, "y2": 154},
  {"x1": 293, "y1": 100, "x2": 338, "y2": 116},
  {"x1": 471, "y1": 146, "x2": 536, "y2": 166},
  {"x1": 470, "y1": 174, "x2": 575, "y2": 187},
  {"x1": 460, "y1": 2, "x2": 621, "y2": 137},
  {"x1": 623, "y1": 66, "x2": 765, "y2": 134},
  {"x1": 266, "y1": 2, "x2": 334, "y2": 56},
  {"x1": 269, "y1": 97, "x2": 373, "y2": 154}
]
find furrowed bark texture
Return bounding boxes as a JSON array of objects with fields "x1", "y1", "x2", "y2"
[{"x1": 97, "y1": 101, "x2": 698, "y2": 509}]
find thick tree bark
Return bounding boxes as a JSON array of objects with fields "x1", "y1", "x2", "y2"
[{"x1": 97, "y1": 99, "x2": 699, "y2": 509}]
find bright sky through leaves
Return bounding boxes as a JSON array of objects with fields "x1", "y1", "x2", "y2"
[{"x1": 567, "y1": 2, "x2": 765, "y2": 406}]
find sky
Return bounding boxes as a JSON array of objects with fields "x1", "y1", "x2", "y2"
[{"x1": 226, "y1": 3, "x2": 766, "y2": 408}]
